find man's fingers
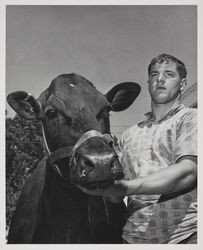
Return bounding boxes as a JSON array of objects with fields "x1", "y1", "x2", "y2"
[
  {"x1": 77, "y1": 184, "x2": 105, "y2": 196},
  {"x1": 77, "y1": 185, "x2": 87, "y2": 192}
]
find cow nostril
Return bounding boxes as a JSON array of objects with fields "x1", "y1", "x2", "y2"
[
  {"x1": 84, "y1": 159, "x2": 93, "y2": 167},
  {"x1": 82, "y1": 158, "x2": 95, "y2": 173}
]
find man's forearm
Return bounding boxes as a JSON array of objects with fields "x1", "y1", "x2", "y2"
[
  {"x1": 126, "y1": 159, "x2": 197, "y2": 195},
  {"x1": 77, "y1": 159, "x2": 197, "y2": 198}
]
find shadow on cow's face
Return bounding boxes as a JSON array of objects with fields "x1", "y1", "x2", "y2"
[{"x1": 7, "y1": 73, "x2": 141, "y2": 189}]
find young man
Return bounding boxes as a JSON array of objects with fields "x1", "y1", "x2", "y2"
[{"x1": 79, "y1": 54, "x2": 197, "y2": 244}]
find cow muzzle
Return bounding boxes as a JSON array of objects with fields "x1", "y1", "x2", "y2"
[
  {"x1": 69, "y1": 131, "x2": 124, "y2": 189},
  {"x1": 70, "y1": 147, "x2": 124, "y2": 189},
  {"x1": 44, "y1": 130, "x2": 124, "y2": 189}
]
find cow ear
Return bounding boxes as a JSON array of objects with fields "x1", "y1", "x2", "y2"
[
  {"x1": 105, "y1": 82, "x2": 141, "y2": 112},
  {"x1": 7, "y1": 91, "x2": 42, "y2": 120}
]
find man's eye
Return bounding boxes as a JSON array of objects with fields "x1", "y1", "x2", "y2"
[
  {"x1": 151, "y1": 72, "x2": 157, "y2": 77},
  {"x1": 165, "y1": 72, "x2": 174, "y2": 78}
]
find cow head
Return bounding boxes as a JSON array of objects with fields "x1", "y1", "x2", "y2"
[{"x1": 7, "y1": 73, "x2": 141, "y2": 189}]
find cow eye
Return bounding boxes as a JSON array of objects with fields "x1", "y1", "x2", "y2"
[
  {"x1": 96, "y1": 106, "x2": 111, "y2": 121},
  {"x1": 45, "y1": 109, "x2": 57, "y2": 119}
]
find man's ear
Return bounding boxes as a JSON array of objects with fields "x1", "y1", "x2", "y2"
[
  {"x1": 147, "y1": 80, "x2": 150, "y2": 88},
  {"x1": 7, "y1": 91, "x2": 42, "y2": 120},
  {"x1": 180, "y1": 78, "x2": 187, "y2": 95},
  {"x1": 105, "y1": 82, "x2": 141, "y2": 112}
]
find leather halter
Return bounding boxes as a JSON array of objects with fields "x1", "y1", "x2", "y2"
[{"x1": 42, "y1": 126, "x2": 115, "y2": 178}]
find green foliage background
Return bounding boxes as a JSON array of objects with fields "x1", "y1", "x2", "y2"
[{"x1": 6, "y1": 115, "x2": 44, "y2": 230}]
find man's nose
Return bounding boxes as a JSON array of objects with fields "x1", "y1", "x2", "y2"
[{"x1": 157, "y1": 73, "x2": 165, "y2": 83}]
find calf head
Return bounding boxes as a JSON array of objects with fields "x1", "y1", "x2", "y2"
[{"x1": 7, "y1": 73, "x2": 140, "y2": 189}]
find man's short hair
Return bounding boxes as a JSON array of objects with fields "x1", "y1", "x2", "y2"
[{"x1": 148, "y1": 53, "x2": 187, "y2": 79}]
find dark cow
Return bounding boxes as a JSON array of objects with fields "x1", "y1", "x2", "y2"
[{"x1": 7, "y1": 73, "x2": 141, "y2": 243}]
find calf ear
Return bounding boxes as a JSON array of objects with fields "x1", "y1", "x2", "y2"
[
  {"x1": 7, "y1": 91, "x2": 42, "y2": 120},
  {"x1": 105, "y1": 82, "x2": 141, "y2": 112}
]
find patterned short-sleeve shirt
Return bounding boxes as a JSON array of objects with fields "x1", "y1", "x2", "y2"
[{"x1": 119, "y1": 104, "x2": 197, "y2": 244}]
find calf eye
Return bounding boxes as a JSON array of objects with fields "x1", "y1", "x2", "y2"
[{"x1": 45, "y1": 109, "x2": 57, "y2": 119}]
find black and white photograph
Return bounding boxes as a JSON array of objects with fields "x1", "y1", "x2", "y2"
[{"x1": 2, "y1": 0, "x2": 202, "y2": 248}]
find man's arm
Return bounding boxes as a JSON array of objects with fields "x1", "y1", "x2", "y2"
[
  {"x1": 126, "y1": 157, "x2": 197, "y2": 195},
  {"x1": 78, "y1": 157, "x2": 197, "y2": 198}
]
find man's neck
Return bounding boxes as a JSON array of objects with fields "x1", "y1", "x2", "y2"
[{"x1": 151, "y1": 97, "x2": 181, "y2": 121}]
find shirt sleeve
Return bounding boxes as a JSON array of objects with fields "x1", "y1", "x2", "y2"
[
  {"x1": 174, "y1": 109, "x2": 197, "y2": 162},
  {"x1": 116, "y1": 131, "x2": 125, "y2": 160},
  {"x1": 117, "y1": 127, "x2": 138, "y2": 180}
]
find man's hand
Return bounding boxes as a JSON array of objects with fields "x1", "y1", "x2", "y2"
[{"x1": 77, "y1": 179, "x2": 129, "y2": 197}]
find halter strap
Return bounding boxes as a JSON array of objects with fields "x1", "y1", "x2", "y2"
[
  {"x1": 46, "y1": 146, "x2": 74, "y2": 166},
  {"x1": 46, "y1": 130, "x2": 104, "y2": 166},
  {"x1": 42, "y1": 126, "x2": 115, "y2": 178},
  {"x1": 72, "y1": 130, "x2": 104, "y2": 158}
]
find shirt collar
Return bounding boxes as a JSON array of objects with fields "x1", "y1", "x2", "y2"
[
  {"x1": 138, "y1": 104, "x2": 185, "y2": 128},
  {"x1": 144, "y1": 104, "x2": 185, "y2": 123}
]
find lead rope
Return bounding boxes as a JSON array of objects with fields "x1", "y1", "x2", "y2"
[
  {"x1": 42, "y1": 125, "x2": 63, "y2": 177},
  {"x1": 102, "y1": 197, "x2": 110, "y2": 224}
]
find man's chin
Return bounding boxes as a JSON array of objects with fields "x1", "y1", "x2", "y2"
[{"x1": 152, "y1": 95, "x2": 179, "y2": 105}]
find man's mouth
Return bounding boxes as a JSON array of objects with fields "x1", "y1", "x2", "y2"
[
  {"x1": 156, "y1": 86, "x2": 166, "y2": 90},
  {"x1": 157, "y1": 86, "x2": 166, "y2": 89}
]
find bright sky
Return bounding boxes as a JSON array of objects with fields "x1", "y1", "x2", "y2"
[{"x1": 6, "y1": 5, "x2": 197, "y2": 137}]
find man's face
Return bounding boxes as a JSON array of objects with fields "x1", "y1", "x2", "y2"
[{"x1": 148, "y1": 61, "x2": 185, "y2": 104}]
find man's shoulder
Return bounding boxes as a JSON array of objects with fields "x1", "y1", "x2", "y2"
[
  {"x1": 181, "y1": 106, "x2": 197, "y2": 113},
  {"x1": 120, "y1": 124, "x2": 139, "y2": 140},
  {"x1": 176, "y1": 106, "x2": 197, "y2": 120}
]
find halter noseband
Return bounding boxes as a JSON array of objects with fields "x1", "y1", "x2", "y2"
[{"x1": 42, "y1": 127, "x2": 115, "y2": 178}]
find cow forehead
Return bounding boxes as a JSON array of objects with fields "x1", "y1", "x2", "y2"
[
  {"x1": 46, "y1": 74, "x2": 108, "y2": 111},
  {"x1": 50, "y1": 73, "x2": 95, "y2": 90}
]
